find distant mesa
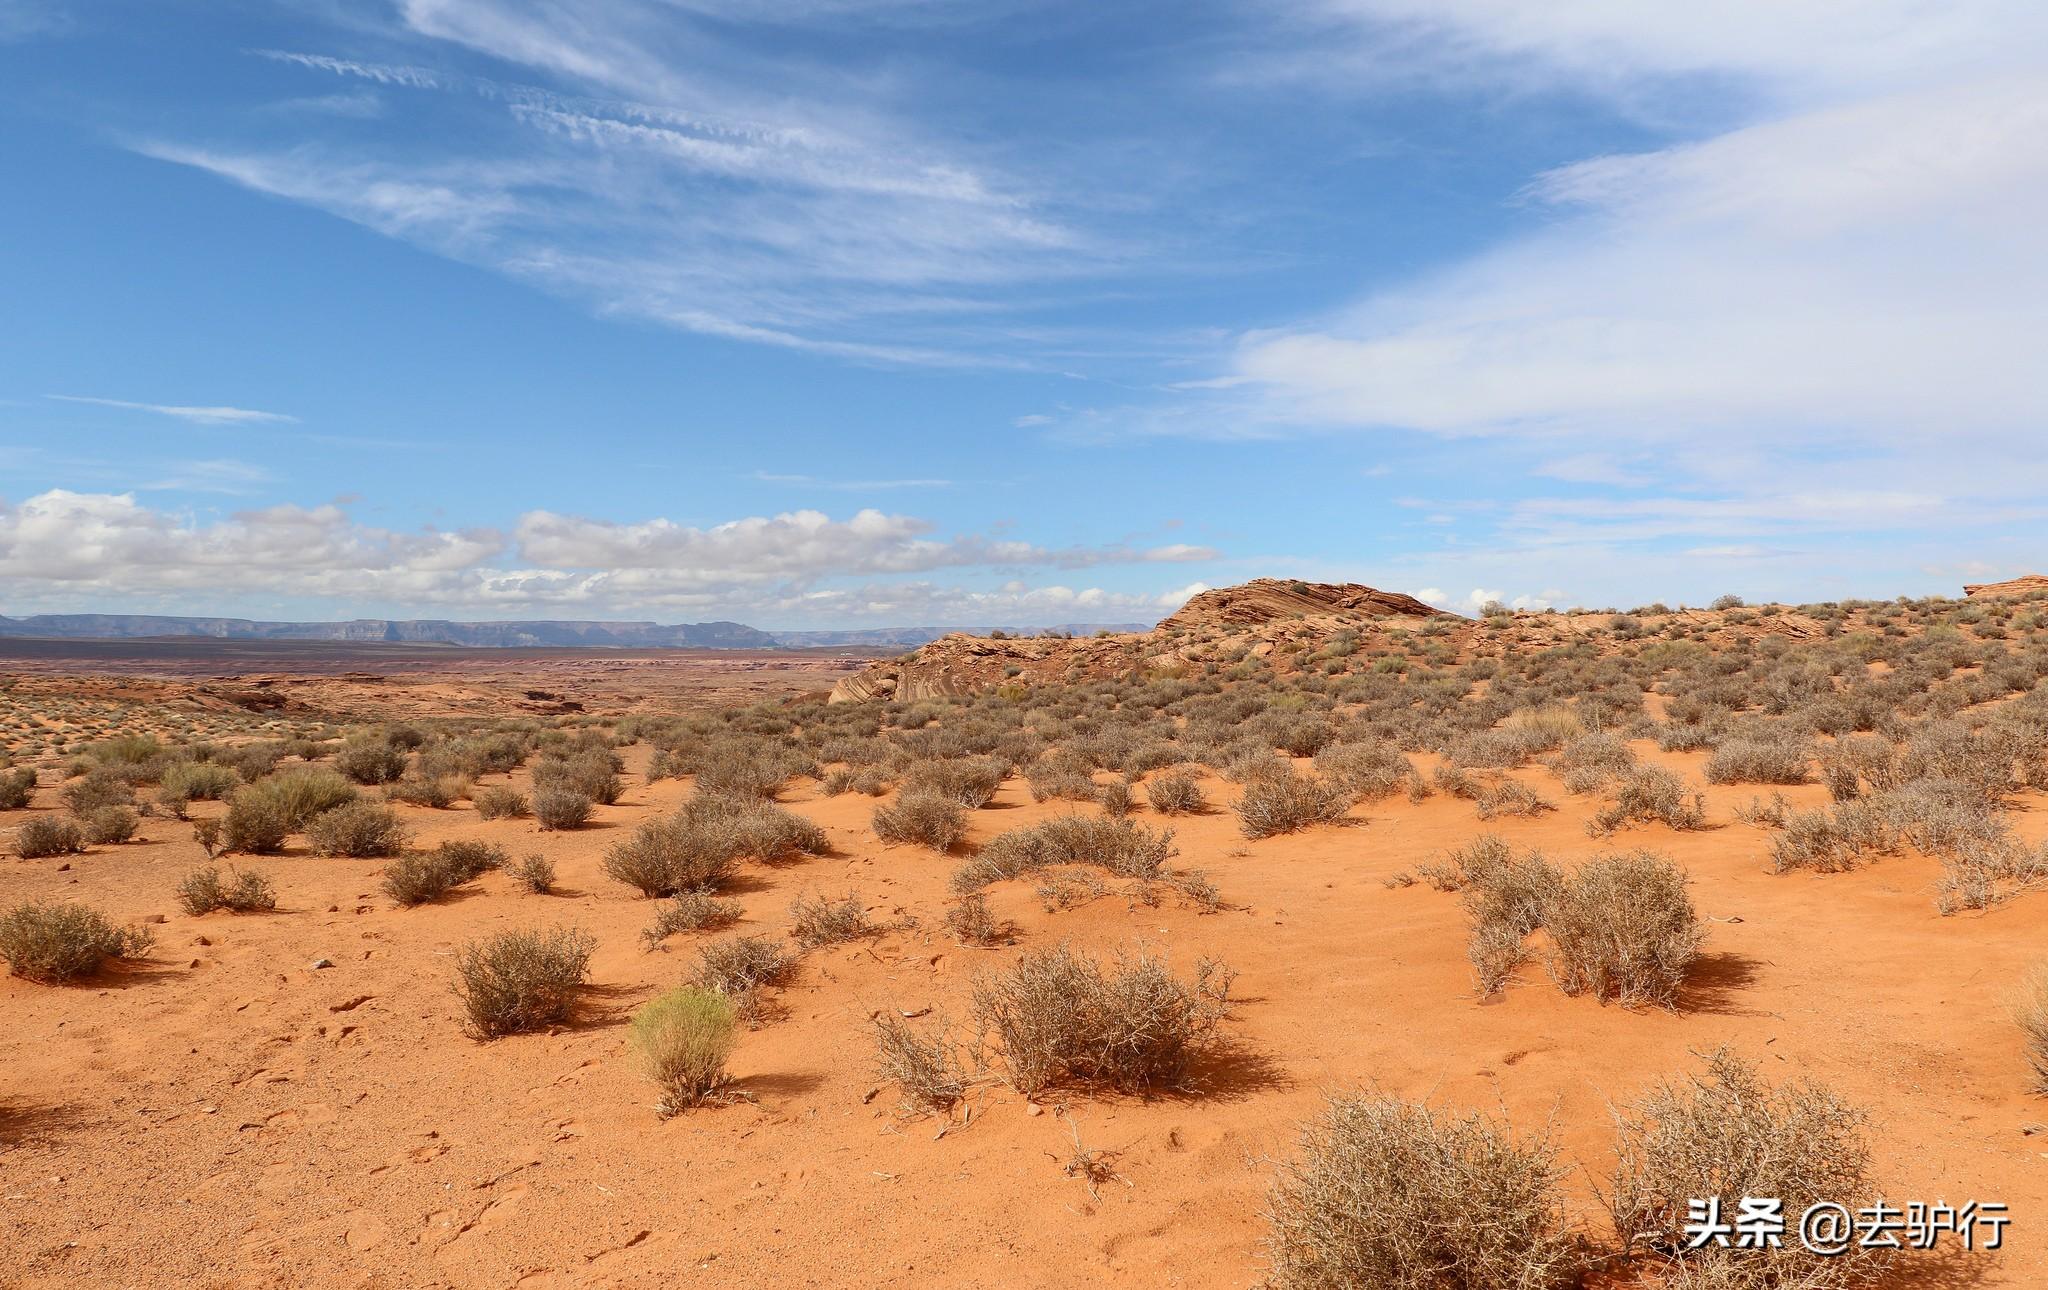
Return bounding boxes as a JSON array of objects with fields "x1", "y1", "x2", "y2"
[{"x1": 1963, "y1": 574, "x2": 2048, "y2": 599}]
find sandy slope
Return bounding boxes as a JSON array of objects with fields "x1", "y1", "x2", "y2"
[{"x1": 4, "y1": 743, "x2": 2045, "y2": 1288}]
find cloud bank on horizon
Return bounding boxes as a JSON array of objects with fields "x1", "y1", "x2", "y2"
[{"x1": 1, "y1": 1, "x2": 2041, "y2": 625}]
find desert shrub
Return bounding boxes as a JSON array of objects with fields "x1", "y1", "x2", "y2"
[
  {"x1": 1610, "y1": 1050, "x2": 1884, "y2": 1289},
  {"x1": 81, "y1": 805, "x2": 139, "y2": 845},
  {"x1": 214, "y1": 741, "x2": 285, "y2": 782},
  {"x1": 1554, "y1": 732, "x2": 1635, "y2": 780},
  {"x1": 176, "y1": 866, "x2": 277, "y2": 915},
  {"x1": 682, "y1": 792, "x2": 827, "y2": 862},
  {"x1": 1311, "y1": 743, "x2": 1417, "y2": 801},
  {"x1": 1544, "y1": 851, "x2": 1702, "y2": 1009},
  {"x1": 1264, "y1": 1094, "x2": 1584, "y2": 1290},
  {"x1": 902, "y1": 756, "x2": 1007, "y2": 807},
  {"x1": 1589, "y1": 765, "x2": 1707, "y2": 836},
  {"x1": 872, "y1": 1013, "x2": 966, "y2": 1112},
  {"x1": 2015, "y1": 965, "x2": 2048, "y2": 1092},
  {"x1": 1704, "y1": 734, "x2": 1813, "y2": 785},
  {"x1": 1144, "y1": 767, "x2": 1207, "y2": 815},
  {"x1": 0, "y1": 901, "x2": 154, "y2": 983},
  {"x1": 386, "y1": 775, "x2": 464, "y2": 808},
  {"x1": 1769, "y1": 801, "x2": 1892, "y2": 873},
  {"x1": 159, "y1": 760, "x2": 239, "y2": 804},
  {"x1": 954, "y1": 815, "x2": 1175, "y2": 892},
  {"x1": 15, "y1": 814, "x2": 85, "y2": 858},
  {"x1": 306, "y1": 800, "x2": 407, "y2": 857},
  {"x1": 62, "y1": 768, "x2": 135, "y2": 816},
  {"x1": 220, "y1": 792, "x2": 290, "y2": 854},
  {"x1": 872, "y1": 789, "x2": 967, "y2": 851},
  {"x1": 788, "y1": 890, "x2": 873, "y2": 948},
  {"x1": 438, "y1": 839, "x2": 509, "y2": 880},
  {"x1": 1472, "y1": 778, "x2": 1556, "y2": 820},
  {"x1": 533, "y1": 748, "x2": 624, "y2": 805},
  {"x1": 1235, "y1": 772, "x2": 1351, "y2": 839},
  {"x1": 633, "y1": 985, "x2": 738, "y2": 1114},
  {"x1": 685, "y1": 738, "x2": 814, "y2": 800},
  {"x1": 970, "y1": 943, "x2": 1230, "y2": 1095},
  {"x1": 1025, "y1": 752, "x2": 1100, "y2": 802},
  {"x1": 641, "y1": 891, "x2": 744, "y2": 948},
  {"x1": 604, "y1": 817, "x2": 736, "y2": 897},
  {"x1": 944, "y1": 892, "x2": 1002, "y2": 945},
  {"x1": 334, "y1": 739, "x2": 409, "y2": 785},
  {"x1": 379, "y1": 842, "x2": 501, "y2": 906},
  {"x1": 453, "y1": 926, "x2": 595, "y2": 1038},
  {"x1": 0, "y1": 766, "x2": 36, "y2": 809},
  {"x1": 509, "y1": 852, "x2": 554, "y2": 893},
  {"x1": 1449, "y1": 837, "x2": 1562, "y2": 995},
  {"x1": 532, "y1": 787, "x2": 594, "y2": 831},
  {"x1": 473, "y1": 786, "x2": 529, "y2": 820},
  {"x1": 240, "y1": 766, "x2": 358, "y2": 830},
  {"x1": 691, "y1": 933, "x2": 796, "y2": 1019},
  {"x1": 1655, "y1": 723, "x2": 1721, "y2": 753},
  {"x1": 1096, "y1": 779, "x2": 1133, "y2": 818}
]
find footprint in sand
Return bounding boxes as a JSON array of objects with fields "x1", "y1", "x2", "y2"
[{"x1": 342, "y1": 1210, "x2": 389, "y2": 1251}]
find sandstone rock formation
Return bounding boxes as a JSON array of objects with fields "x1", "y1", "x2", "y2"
[{"x1": 1964, "y1": 574, "x2": 2048, "y2": 599}]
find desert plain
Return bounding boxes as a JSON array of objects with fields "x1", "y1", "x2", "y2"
[{"x1": 6, "y1": 578, "x2": 2048, "y2": 1289}]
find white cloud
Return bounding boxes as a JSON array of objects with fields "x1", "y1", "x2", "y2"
[
  {"x1": 0, "y1": 490, "x2": 1218, "y2": 622},
  {"x1": 47, "y1": 394, "x2": 297, "y2": 426}
]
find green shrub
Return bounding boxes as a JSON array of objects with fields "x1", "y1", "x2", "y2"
[
  {"x1": 0, "y1": 901, "x2": 154, "y2": 983},
  {"x1": 453, "y1": 926, "x2": 595, "y2": 1038},
  {"x1": 633, "y1": 985, "x2": 738, "y2": 1114}
]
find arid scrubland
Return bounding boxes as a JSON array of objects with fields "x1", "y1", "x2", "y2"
[{"x1": 6, "y1": 580, "x2": 2048, "y2": 1286}]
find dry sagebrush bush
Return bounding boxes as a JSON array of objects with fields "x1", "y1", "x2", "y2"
[
  {"x1": 239, "y1": 766, "x2": 358, "y2": 830},
  {"x1": 334, "y1": 738, "x2": 409, "y2": 785},
  {"x1": 901, "y1": 755, "x2": 1007, "y2": 807},
  {"x1": 61, "y1": 767, "x2": 135, "y2": 815},
  {"x1": 381, "y1": 841, "x2": 504, "y2": 906},
  {"x1": 453, "y1": 925, "x2": 595, "y2": 1038},
  {"x1": 1144, "y1": 766, "x2": 1207, "y2": 815},
  {"x1": 633, "y1": 985, "x2": 738, "y2": 1115},
  {"x1": 0, "y1": 766, "x2": 37, "y2": 809},
  {"x1": 81, "y1": 804, "x2": 139, "y2": 845},
  {"x1": 1704, "y1": 733, "x2": 1815, "y2": 785},
  {"x1": 533, "y1": 747, "x2": 624, "y2": 805},
  {"x1": 0, "y1": 901, "x2": 154, "y2": 983},
  {"x1": 872, "y1": 789, "x2": 967, "y2": 850},
  {"x1": 952, "y1": 815, "x2": 1175, "y2": 893},
  {"x1": 641, "y1": 890, "x2": 744, "y2": 949},
  {"x1": 1589, "y1": 765, "x2": 1707, "y2": 836},
  {"x1": 872, "y1": 1013, "x2": 967, "y2": 1112},
  {"x1": 532, "y1": 786, "x2": 594, "y2": 831},
  {"x1": 1610, "y1": 1049, "x2": 1884, "y2": 1289},
  {"x1": 176, "y1": 866, "x2": 277, "y2": 915},
  {"x1": 1234, "y1": 771, "x2": 1351, "y2": 839},
  {"x1": 16, "y1": 813, "x2": 86, "y2": 858},
  {"x1": 386, "y1": 775, "x2": 466, "y2": 808},
  {"x1": 472, "y1": 785, "x2": 529, "y2": 820},
  {"x1": 2015, "y1": 965, "x2": 2048, "y2": 1092},
  {"x1": 682, "y1": 792, "x2": 827, "y2": 862},
  {"x1": 604, "y1": 816, "x2": 737, "y2": 897},
  {"x1": 306, "y1": 800, "x2": 407, "y2": 857},
  {"x1": 692, "y1": 933, "x2": 796, "y2": 1021},
  {"x1": 944, "y1": 892, "x2": 1002, "y2": 945},
  {"x1": 509, "y1": 851, "x2": 554, "y2": 893},
  {"x1": 1263, "y1": 1094, "x2": 1584, "y2": 1290},
  {"x1": 787, "y1": 890, "x2": 873, "y2": 948},
  {"x1": 159, "y1": 759, "x2": 239, "y2": 804},
  {"x1": 970, "y1": 943, "x2": 1231, "y2": 1095},
  {"x1": 1311, "y1": 742, "x2": 1417, "y2": 801},
  {"x1": 1544, "y1": 850, "x2": 1702, "y2": 1009}
]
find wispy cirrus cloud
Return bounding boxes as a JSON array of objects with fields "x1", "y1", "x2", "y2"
[{"x1": 47, "y1": 394, "x2": 297, "y2": 425}]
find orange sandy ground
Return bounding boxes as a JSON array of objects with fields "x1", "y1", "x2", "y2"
[{"x1": 4, "y1": 744, "x2": 2046, "y2": 1288}]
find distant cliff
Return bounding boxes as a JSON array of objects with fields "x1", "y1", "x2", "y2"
[{"x1": 0, "y1": 614, "x2": 778, "y2": 649}]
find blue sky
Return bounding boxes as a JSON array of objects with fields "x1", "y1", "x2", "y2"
[{"x1": 3, "y1": 2, "x2": 2044, "y2": 627}]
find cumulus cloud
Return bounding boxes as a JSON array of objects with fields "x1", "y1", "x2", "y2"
[{"x1": 0, "y1": 490, "x2": 1218, "y2": 622}]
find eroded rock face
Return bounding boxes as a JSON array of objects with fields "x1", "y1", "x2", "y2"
[
  {"x1": 1964, "y1": 574, "x2": 2048, "y2": 599},
  {"x1": 1161, "y1": 578, "x2": 1441, "y2": 629},
  {"x1": 827, "y1": 578, "x2": 1441, "y2": 703}
]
